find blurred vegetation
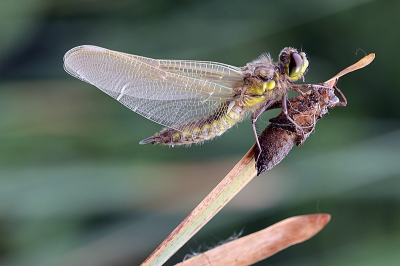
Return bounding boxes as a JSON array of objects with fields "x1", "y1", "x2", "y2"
[{"x1": 0, "y1": 0, "x2": 399, "y2": 265}]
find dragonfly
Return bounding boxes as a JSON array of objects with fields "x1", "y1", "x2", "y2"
[{"x1": 63, "y1": 45, "x2": 319, "y2": 151}]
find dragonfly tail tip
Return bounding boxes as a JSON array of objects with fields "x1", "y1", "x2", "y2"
[{"x1": 139, "y1": 136, "x2": 154, "y2": 145}]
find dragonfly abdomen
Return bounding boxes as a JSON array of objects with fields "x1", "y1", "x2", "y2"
[{"x1": 139, "y1": 103, "x2": 246, "y2": 146}]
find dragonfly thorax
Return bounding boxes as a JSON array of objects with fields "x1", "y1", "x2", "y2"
[{"x1": 242, "y1": 54, "x2": 276, "y2": 81}]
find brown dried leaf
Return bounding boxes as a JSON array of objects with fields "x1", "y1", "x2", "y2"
[
  {"x1": 325, "y1": 53, "x2": 375, "y2": 87},
  {"x1": 174, "y1": 214, "x2": 331, "y2": 266}
]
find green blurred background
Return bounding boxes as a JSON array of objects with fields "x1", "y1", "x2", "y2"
[{"x1": 1, "y1": 0, "x2": 399, "y2": 265}]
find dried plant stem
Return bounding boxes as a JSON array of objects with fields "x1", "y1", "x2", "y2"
[{"x1": 141, "y1": 147, "x2": 257, "y2": 266}]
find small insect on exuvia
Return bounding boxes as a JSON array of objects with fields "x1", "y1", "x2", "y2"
[{"x1": 63, "y1": 45, "x2": 324, "y2": 152}]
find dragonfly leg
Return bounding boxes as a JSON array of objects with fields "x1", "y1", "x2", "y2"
[
  {"x1": 251, "y1": 100, "x2": 274, "y2": 161},
  {"x1": 293, "y1": 86, "x2": 308, "y2": 96},
  {"x1": 333, "y1": 86, "x2": 348, "y2": 107},
  {"x1": 251, "y1": 118, "x2": 262, "y2": 162},
  {"x1": 293, "y1": 83, "x2": 329, "y2": 96},
  {"x1": 282, "y1": 93, "x2": 305, "y2": 138}
]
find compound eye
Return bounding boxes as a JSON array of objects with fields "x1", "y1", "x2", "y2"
[{"x1": 288, "y1": 52, "x2": 303, "y2": 79}]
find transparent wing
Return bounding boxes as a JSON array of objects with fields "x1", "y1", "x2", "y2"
[{"x1": 63, "y1": 45, "x2": 243, "y2": 130}]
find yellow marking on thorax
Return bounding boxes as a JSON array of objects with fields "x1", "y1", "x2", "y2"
[
  {"x1": 242, "y1": 79, "x2": 277, "y2": 108},
  {"x1": 245, "y1": 84, "x2": 264, "y2": 96},
  {"x1": 243, "y1": 95, "x2": 266, "y2": 107},
  {"x1": 264, "y1": 80, "x2": 276, "y2": 91}
]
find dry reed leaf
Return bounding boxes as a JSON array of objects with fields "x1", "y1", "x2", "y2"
[{"x1": 174, "y1": 214, "x2": 330, "y2": 266}]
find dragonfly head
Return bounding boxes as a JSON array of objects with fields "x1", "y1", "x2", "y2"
[{"x1": 279, "y1": 47, "x2": 309, "y2": 82}]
